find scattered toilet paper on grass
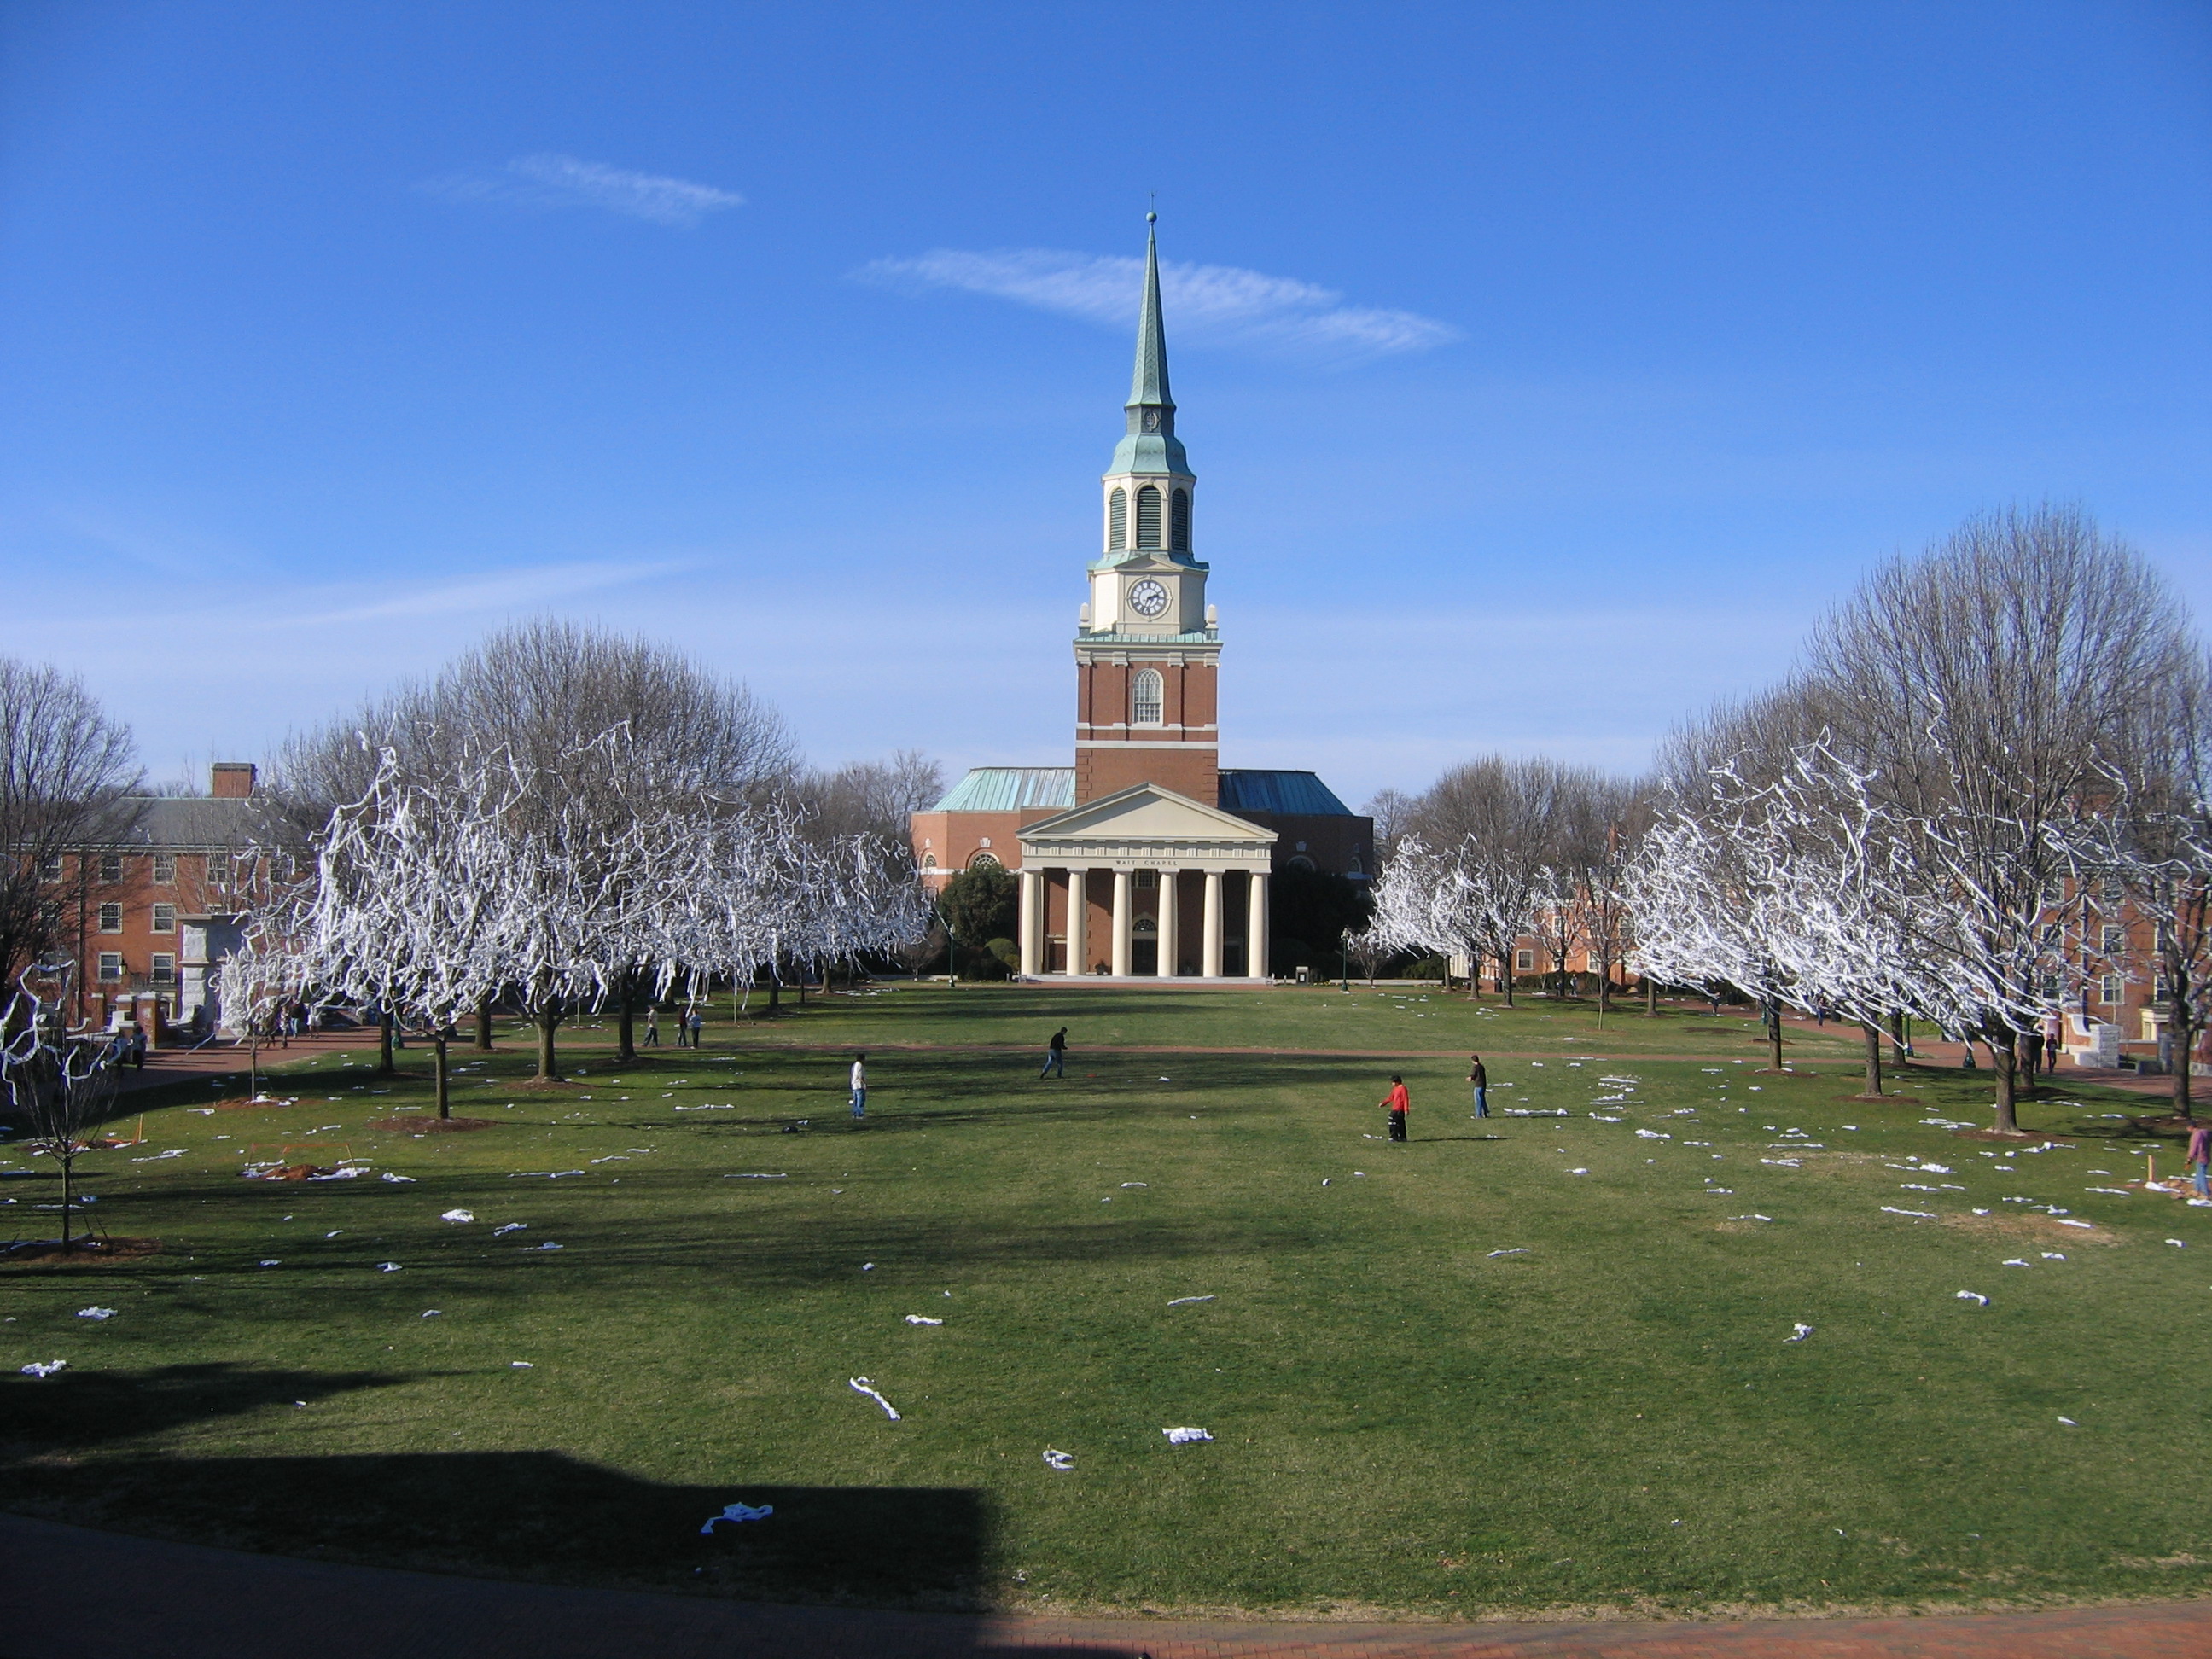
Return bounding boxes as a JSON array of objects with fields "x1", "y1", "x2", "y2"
[
  {"x1": 1164, "y1": 1427, "x2": 1213, "y2": 1444},
  {"x1": 701, "y1": 1502, "x2": 773, "y2": 1533},
  {"x1": 849, "y1": 1377, "x2": 901, "y2": 1420}
]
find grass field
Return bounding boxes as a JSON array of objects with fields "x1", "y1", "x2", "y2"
[{"x1": 3, "y1": 983, "x2": 2208, "y2": 1620}]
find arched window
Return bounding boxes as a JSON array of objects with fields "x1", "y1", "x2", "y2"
[
  {"x1": 1170, "y1": 488, "x2": 1190, "y2": 550},
  {"x1": 1107, "y1": 488, "x2": 1126, "y2": 550},
  {"x1": 969, "y1": 851, "x2": 1001, "y2": 869},
  {"x1": 922, "y1": 853, "x2": 937, "y2": 869},
  {"x1": 1135, "y1": 485, "x2": 1162, "y2": 548},
  {"x1": 1131, "y1": 667, "x2": 1164, "y2": 725},
  {"x1": 1287, "y1": 854, "x2": 1317, "y2": 873}
]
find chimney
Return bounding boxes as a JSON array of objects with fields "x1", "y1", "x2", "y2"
[{"x1": 211, "y1": 762, "x2": 257, "y2": 799}]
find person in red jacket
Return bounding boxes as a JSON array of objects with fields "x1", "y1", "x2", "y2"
[{"x1": 1381, "y1": 1074, "x2": 1410, "y2": 1141}]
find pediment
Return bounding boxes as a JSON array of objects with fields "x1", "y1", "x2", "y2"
[{"x1": 1019, "y1": 783, "x2": 1275, "y2": 845}]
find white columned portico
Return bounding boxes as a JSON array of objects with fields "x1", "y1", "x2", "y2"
[
  {"x1": 1202, "y1": 870, "x2": 1223, "y2": 978},
  {"x1": 1017, "y1": 868, "x2": 1042, "y2": 978},
  {"x1": 1155, "y1": 866, "x2": 1179, "y2": 976},
  {"x1": 1246, "y1": 870, "x2": 1270, "y2": 982},
  {"x1": 1110, "y1": 870, "x2": 1133, "y2": 978},
  {"x1": 1064, "y1": 867, "x2": 1089, "y2": 977}
]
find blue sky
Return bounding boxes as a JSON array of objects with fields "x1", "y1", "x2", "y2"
[{"x1": 2, "y1": 2, "x2": 2206, "y2": 805}]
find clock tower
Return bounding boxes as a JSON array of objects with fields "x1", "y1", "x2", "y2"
[{"x1": 1074, "y1": 216, "x2": 1220, "y2": 806}]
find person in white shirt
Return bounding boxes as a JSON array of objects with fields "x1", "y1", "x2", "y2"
[{"x1": 849, "y1": 1053, "x2": 867, "y2": 1121}]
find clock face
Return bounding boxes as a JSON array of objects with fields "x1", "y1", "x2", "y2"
[{"x1": 1127, "y1": 579, "x2": 1171, "y2": 619}]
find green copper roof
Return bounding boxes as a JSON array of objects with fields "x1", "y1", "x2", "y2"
[
  {"x1": 928, "y1": 767, "x2": 1076, "y2": 813},
  {"x1": 1109, "y1": 218, "x2": 1190, "y2": 477}
]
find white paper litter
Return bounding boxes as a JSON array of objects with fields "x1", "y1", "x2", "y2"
[
  {"x1": 422, "y1": 1310, "x2": 442, "y2": 1318},
  {"x1": 1956, "y1": 1290, "x2": 1988, "y2": 1306},
  {"x1": 1785, "y1": 1323, "x2": 1813, "y2": 1342},
  {"x1": 723, "y1": 1173, "x2": 787, "y2": 1179},
  {"x1": 511, "y1": 1360, "x2": 533, "y2": 1368},
  {"x1": 1042, "y1": 1448, "x2": 1074, "y2": 1471},
  {"x1": 1569, "y1": 1167, "x2": 1590, "y2": 1175},
  {"x1": 1487, "y1": 1248, "x2": 1528, "y2": 1258},
  {"x1": 76, "y1": 1307, "x2": 115, "y2": 1321},
  {"x1": 2168, "y1": 1239, "x2": 2187, "y2": 1248},
  {"x1": 1167, "y1": 1295, "x2": 1215, "y2": 1306},
  {"x1": 1882, "y1": 1206, "x2": 1936, "y2": 1219},
  {"x1": 2055, "y1": 1219, "x2": 2094, "y2": 1229},
  {"x1": 440, "y1": 1209, "x2": 474, "y2": 1224},
  {"x1": 848, "y1": 1376, "x2": 901, "y2": 1420},
  {"x1": 259, "y1": 1259, "x2": 282, "y2": 1266},
  {"x1": 2002, "y1": 1258, "x2": 2030, "y2": 1266},
  {"x1": 1121, "y1": 1182, "x2": 1148, "y2": 1188},
  {"x1": 2043, "y1": 1252, "x2": 2065, "y2": 1260},
  {"x1": 380, "y1": 1173, "x2": 416, "y2": 1184},
  {"x1": 20, "y1": 1360, "x2": 66, "y2": 1378},
  {"x1": 701, "y1": 1501, "x2": 774, "y2": 1533},
  {"x1": 1163, "y1": 1426, "x2": 1213, "y2": 1444},
  {"x1": 377, "y1": 1262, "x2": 402, "y2": 1272},
  {"x1": 905, "y1": 1315, "x2": 943, "y2": 1325},
  {"x1": 2058, "y1": 1416, "x2": 2078, "y2": 1426}
]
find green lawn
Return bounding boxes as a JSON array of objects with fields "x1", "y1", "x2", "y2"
[{"x1": 3, "y1": 983, "x2": 2205, "y2": 1619}]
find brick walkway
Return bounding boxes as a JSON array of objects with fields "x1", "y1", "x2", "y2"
[{"x1": 0, "y1": 1513, "x2": 2201, "y2": 1659}]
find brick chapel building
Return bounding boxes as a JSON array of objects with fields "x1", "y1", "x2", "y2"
[{"x1": 910, "y1": 219, "x2": 1372, "y2": 980}]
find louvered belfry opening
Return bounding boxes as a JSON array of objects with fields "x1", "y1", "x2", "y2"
[
  {"x1": 1135, "y1": 485, "x2": 1162, "y2": 548},
  {"x1": 1108, "y1": 488, "x2": 1126, "y2": 550},
  {"x1": 1171, "y1": 488, "x2": 1190, "y2": 551}
]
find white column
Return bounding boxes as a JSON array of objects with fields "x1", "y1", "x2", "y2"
[
  {"x1": 1110, "y1": 869, "x2": 1132, "y2": 978},
  {"x1": 1247, "y1": 870, "x2": 1271, "y2": 981},
  {"x1": 1155, "y1": 866, "x2": 1179, "y2": 976},
  {"x1": 1017, "y1": 869, "x2": 1041, "y2": 979},
  {"x1": 1064, "y1": 868, "x2": 1088, "y2": 977},
  {"x1": 1202, "y1": 870, "x2": 1223, "y2": 979}
]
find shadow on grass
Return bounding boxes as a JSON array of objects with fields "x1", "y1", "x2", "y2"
[
  {"x1": 5, "y1": 1440, "x2": 1008, "y2": 1616},
  {"x1": 0, "y1": 1361, "x2": 414, "y2": 1455}
]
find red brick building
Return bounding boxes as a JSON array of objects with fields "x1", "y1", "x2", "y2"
[{"x1": 911, "y1": 221, "x2": 1372, "y2": 980}]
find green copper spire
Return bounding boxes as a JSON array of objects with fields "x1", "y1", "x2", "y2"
[{"x1": 1109, "y1": 213, "x2": 1190, "y2": 477}]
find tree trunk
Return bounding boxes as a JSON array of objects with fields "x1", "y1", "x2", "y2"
[
  {"x1": 766, "y1": 965, "x2": 780, "y2": 1013},
  {"x1": 1596, "y1": 966, "x2": 1611, "y2": 1016},
  {"x1": 1991, "y1": 1031, "x2": 2019, "y2": 1134},
  {"x1": 1645, "y1": 975, "x2": 1657, "y2": 1016},
  {"x1": 250, "y1": 1027, "x2": 262, "y2": 1099},
  {"x1": 59, "y1": 1152, "x2": 73, "y2": 1252},
  {"x1": 2174, "y1": 980, "x2": 2194, "y2": 1119},
  {"x1": 1767, "y1": 1000, "x2": 1784, "y2": 1070},
  {"x1": 1860, "y1": 1021, "x2": 1884, "y2": 1097},
  {"x1": 434, "y1": 1030, "x2": 451, "y2": 1121},
  {"x1": 1889, "y1": 1010, "x2": 1911, "y2": 1063},
  {"x1": 614, "y1": 973, "x2": 637, "y2": 1064},
  {"x1": 1500, "y1": 956, "x2": 1515, "y2": 1008},
  {"x1": 376, "y1": 1011, "x2": 395, "y2": 1076},
  {"x1": 534, "y1": 1009, "x2": 562, "y2": 1080},
  {"x1": 474, "y1": 995, "x2": 494, "y2": 1052}
]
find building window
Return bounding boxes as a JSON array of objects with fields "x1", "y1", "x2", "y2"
[
  {"x1": 2098, "y1": 974, "x2": 2125, "y2": 1005},
  {"x1": 1131, "y1": 667, "x2": 1164, "y2": 725},
  {"x1": 153, "y1": 853, "x2": 176, "y2": 883},
  {"x1": 98, "y1": 903, "x2": 123, "y2": 933},
  {"x1": 2100, "y1": 925, "x2": 2126, "y2": 957},
  {"x1": 1108, "y1": 488, "x2": 1126, "y2": 550},
  {"x1": 1134, "y1": 869, "x2": 1156, "y2": 889},
  {"x1": 1348, "y1": 856, "x2": 1363, "y2": 876},
  {"x1": 2099, "y1": 876, "x2": 2126, "y2": 905},
  {"x1": 152, "y1": 903, "x2": 176, "y2": 934},
  {"x1": 1515, "y1": 949, "x2": 1535, "y2": 973},
  {"x1": 1287, "y1": 855, "x2": 1316, "y2": 873},
  {"x1": 969, "y1": 851, "x2": 1000, "y2": 869},
  {"x1": 922, "y1": 853, "x2": 937, "y2": 869},
  {"x1": 150, "y1": 953, "x2": 176, "y2": 986},
  {"x1": 38, "y1": 854, "x2": 61, "y2": 881},
  {"x1": 1171, "y1": 487, "x2": 1190, "y2": 550},
  {"x1": 1135, "y1": 484, "x2": 1162, "y2": 548},
  {"x1": 100, "y1": 853, "x2": 122, "y2": 884},
  {"x1": 97, "y1": 952, "x2": 124, "y2": 981}
]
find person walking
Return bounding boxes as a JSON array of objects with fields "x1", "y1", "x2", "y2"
[
  {"x1": 2190, "y1": 1119, "x2": 2211, "y2": 1200},
  {"x1": 643, "y1": 1010, "x2": 661, "y2": 1048},
  {"x1": 1381, "y1": 1074, "x2": 1410, "y2": 1141},
  {"x1": 1039, "y1": 1026, "x2": 1068, "y2": 1079},
  {"x1": 686, "y1": 1008, "x2": 704, "y2": 1050},
  {"x1": 1468, "y1": 1053, "x2": 1489, "y2": 1118},
  {"x1": 850, "y1": 1052, "x2": 868, "y2": 1121}
]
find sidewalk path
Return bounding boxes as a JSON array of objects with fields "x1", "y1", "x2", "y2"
[
  {"x1": 114, "y1": 1029, "x2": 384, "y2": 1094},
  {"x1": 1, "y1": 1512, "x2": 2200, "y2": 1659}
]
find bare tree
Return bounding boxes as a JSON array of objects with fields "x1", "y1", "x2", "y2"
[
  {"x1": 0, "y1": 662, "x2": 143, "y2": 1001},
  {"x1": 1362, "y1": 789, "x2": 1417, "y2": 865},
  {"x1": 1, "y1": 961, "x2": 123, "y2": 1254},
  {"x1": 1808, "y1": 505, "x2": 2194, "y2": 1131}
]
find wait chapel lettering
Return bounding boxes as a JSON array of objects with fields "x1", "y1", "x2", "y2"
[{"x1": 908, "y1": 219, "x2": 1374, "y2": 980}]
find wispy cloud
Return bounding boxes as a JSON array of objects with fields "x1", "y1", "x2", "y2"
[
  {"x1": 420, "y1": 154, "x2": 744, "y2": 227},
  {"x1": 858, "y1": 247, "x2": 1460, "y2": 360}
]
